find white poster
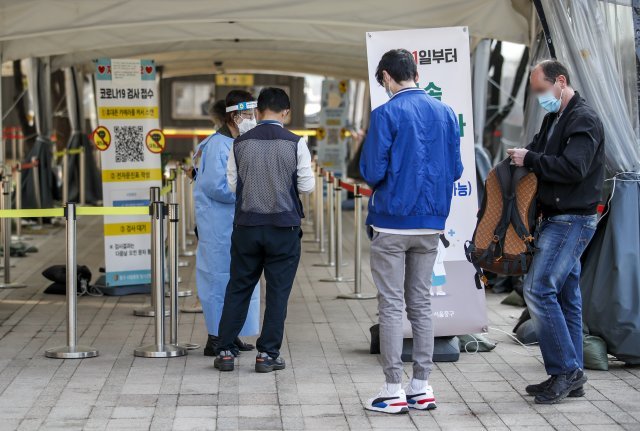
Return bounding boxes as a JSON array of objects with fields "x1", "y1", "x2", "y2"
[
  {"x1": 317, "y1": 79, "x2": 350, "y2": 176},
  {"x1": 94, "y1": 58, "x2": 163, "y2": 288},
  {"x1": 366, "y1": 27, "x2": 487, "y2": 336}
]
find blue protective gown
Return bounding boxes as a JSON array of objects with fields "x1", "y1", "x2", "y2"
[{"x1": 193, "y1": 127, "x2": 260, "y2": 336}]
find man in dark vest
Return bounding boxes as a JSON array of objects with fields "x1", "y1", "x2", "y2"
[
  {"x1": 508, "y1": 59, "x2": 605, "y2": 404},
  {"x1": 214, "y1": 87, "x2": 315, "y2": 373}
]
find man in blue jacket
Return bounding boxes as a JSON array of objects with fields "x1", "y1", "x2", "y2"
[{"x1": 361, "y1": 49, "x2": 463, "y2": 414}]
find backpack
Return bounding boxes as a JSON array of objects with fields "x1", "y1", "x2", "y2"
[{"x1": 465, "y1": 159, "x2": 538, "y2": 288}]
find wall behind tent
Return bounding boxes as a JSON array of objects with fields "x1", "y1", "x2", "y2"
[{"x1": 160, "y1": 74, "x2": 306, "y2": 160}]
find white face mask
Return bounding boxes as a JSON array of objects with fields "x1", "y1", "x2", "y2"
[
  {"x1": 236, "y1": 117, "x2": 257, "y2": 135},
  {"x1": 384, "y1": 81, "x2": 394, "y2": 98}
]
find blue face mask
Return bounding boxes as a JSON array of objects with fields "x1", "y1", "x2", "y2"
[{"x1": 537, "y1": 84, "x2": 563, "y2": 113}]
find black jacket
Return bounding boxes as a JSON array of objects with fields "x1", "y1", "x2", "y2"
[{"x1": 524, "y1": 92, "x2": 605, "y2": 217}]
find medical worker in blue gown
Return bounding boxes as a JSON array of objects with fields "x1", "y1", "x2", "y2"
[{"x1": 193, "y1": 90, "x2": 260, "y2": 356}]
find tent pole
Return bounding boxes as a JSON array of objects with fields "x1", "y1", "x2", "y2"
[
  {"x1": 0, "y1": 50, "x2": 4, "y2": 172},
  {"x1": 633, "y1": 0, "x2": 640, "y2": 129}
]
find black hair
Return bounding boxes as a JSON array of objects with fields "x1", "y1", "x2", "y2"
[
  {"x1": 257, "y1": 87, "x2": 290, "y2": 113},
  {"x1": 375, "y1": 49, "x2": 417, "y2": 86},
  {"x1": 224, "y1": 90, "x2": 255, "y2": 125},
  {"x1": 209, "y1": 99, "x2": 226, "y2": 123},
  {"x1": 538, "y1": 60, "x2": 571, "y2": 86}
]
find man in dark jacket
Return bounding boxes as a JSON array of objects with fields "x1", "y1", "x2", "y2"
[
  {"x1": 360, "y1": 49, "x2": 462, "y2": 414},
  {"x1": 508, "y1": 59, "x2": 604, "y2": 404}
]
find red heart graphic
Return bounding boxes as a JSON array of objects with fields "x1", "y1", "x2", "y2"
[
  {"x1": 98, "y1": 65, "x2": 105, "y2": 74},
  {"x1": 145, "y1": 66, "x2": 153, "y2": 74}
]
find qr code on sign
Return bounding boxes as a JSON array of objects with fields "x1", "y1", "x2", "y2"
[{"x1": 114, "y1": 125, "x2": 144, "y2": 163}]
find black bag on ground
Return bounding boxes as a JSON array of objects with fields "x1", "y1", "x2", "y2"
[{"x1": 42, "y1": 265, "x2": 92, "y2": 295}]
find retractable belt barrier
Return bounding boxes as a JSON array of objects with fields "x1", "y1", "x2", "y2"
[
  {"x1": 0, "y1": 193, "x2": 189, "y2": 359},
  {"x1": 306, "y1": 164, "x2": 375, "y2": 300}
]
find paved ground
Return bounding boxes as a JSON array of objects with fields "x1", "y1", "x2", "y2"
[{"x1": 0, "y1": 212, "x2": 639, "y2": 431}]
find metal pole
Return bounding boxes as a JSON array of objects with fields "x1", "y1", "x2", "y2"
[
  {"x1": 186, "y1": 154, "x2": 196, "y2": 237},
  {"x1": 14, "y1": 165, "x2": 22, "y2": 240},
  {"x1": 134, "y1": 201, "x2": 186, "y2": 358},
  {"x1": 314, "y1": 172, "x2": 335, "y2": 265},
  {"x1": 337, "y1": 184, "x2": 375, "y2": 299},
  {"x1": 79, "y1": 147, "x2": 86, "y2": 205},
  {"x1": 134, "y1": 187, "x2": 168, "y2": 317},
  {"x1": 18, "y1": 132, "x2": 24, "y2": 164},
  {"x1": 168, "y1": 203, "x2": 179, "y2": 345},
  {"x1": 178, "y1": 166, "x2": 194, "y2": 257},
  {"x1": 11, "y1": 130, "x2": 17, "y2": 165},
  {"x1": 168, "y1": 203, "x2": 199, "y2": 349},
  {"x1": 45, "y1": 202, "x2": 99, "y2": 358},
  {"x1": 170, "y1": 170, "x2": 189, "y2": 268},
  {"x1": 307, "y1": 169, "x2": 325, "y2": 253},
  {"x1": 321, "y1": 178, "x2": 353, "y2": 282},
  {"x1": 0, "y1": 178, "x2": 25, "y2": 289},
  {"x1": 304, "y1": 164, "x2": 320, "y2": 243},
  {"x1": 32, "y1": 157, "x2": 43, "y2": 227},
  {"x1": 62, "y1": 151, "x2": 68, "y2": 205},
  {"x1": 0, "y1": 54, "x2": 3, "y2": 169}
]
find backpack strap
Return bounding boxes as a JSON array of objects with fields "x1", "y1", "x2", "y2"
[
  {"x1": 510, "y1": 167, "x2": 536, "y2": 253},
  {"x1": 464, "y1": 241, "x2": 487, "y2": 290},
  {"x1": 491, "y1": 160, "x2": 515, "y2": 258}
]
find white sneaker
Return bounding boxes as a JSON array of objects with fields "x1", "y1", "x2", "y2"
[
  {"x1": 404, "y1": 383, "x2": 437, "y2": 410},
  {"x1": 364, "y1": 385, "x2": 409, "y2": 414}
]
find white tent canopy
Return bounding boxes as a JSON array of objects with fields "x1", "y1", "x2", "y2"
[{"x1": 0, "y1": 0, "x2": 531, "y2": 78}]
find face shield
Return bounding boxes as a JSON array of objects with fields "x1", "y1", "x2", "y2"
[{"x1": 226, "y1": 101, "x2": 258, "y2": 134}]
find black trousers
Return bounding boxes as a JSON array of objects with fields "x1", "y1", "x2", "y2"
[{"x1": 216, "y1": 225, "x2": 302, "y2": 358}]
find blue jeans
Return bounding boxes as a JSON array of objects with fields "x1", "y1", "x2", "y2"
[{"x1": 523, "y1": 214, "x2": 598, "y2": 376}]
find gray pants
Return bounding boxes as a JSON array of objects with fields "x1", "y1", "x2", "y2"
[{"x1": 370, "y1": 230, "x2": 439, "y2": 384}]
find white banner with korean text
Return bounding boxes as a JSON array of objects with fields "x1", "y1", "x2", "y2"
[
  {"x1": 366, "y1": 27, "x2": 487, "y2": 336},
  {"x1": 94, "y1": 58, "x2": 163, "y2": 289}
]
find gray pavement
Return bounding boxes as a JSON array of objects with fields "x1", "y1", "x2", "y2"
[{"x1": 0, "y1": 214, "x2": 639, "y2": 431}]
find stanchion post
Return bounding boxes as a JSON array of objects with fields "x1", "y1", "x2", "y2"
[
  {"x1": 11, "y1": 129, "x2": 17, "y2": 165},
  {"x1": 314, "y1": 172, "x2": 335, "y2": 265},
  {"x1": 14, "y1": 164, "x2": 22, "y2": 240},
  {"x1": 62, "y1": 150, "x2": 69, "y2": 205},
  {"x1": 79, "y1": 147, "x2": 86, "y2": 205},
  {"x1": 32, "y1": 157, "x2": 43, "y2": 227},
  {"x1": 0, "y1": 178, "x2": 25, "y2": 289},
  {"x1": 168, "y1": 203, "x2": 180, "y2": 345},
  {"x1": 170, "y1": 169, "x2": 189, "y2": 268},
  {"x1": 168, "y1": 203, "x2": 199, "y2": 349},
  {"x1": 45, "y1": 202, "x2": 99, "y2": 358},
  {"x1": 18, "y1": 131, "x2": 24, "y2": 163},
  {"x1": 308, "y1": 169, "x2": 325, "y2": 253},
  {"x1": 134, "y1": 201, "x2": 187, "y2": 358},
  {"x1": 321, "y1": 178, "x2": 353, "y2": 282},
  {"x1": 133, "y1": 187, "x2": 168, "y2": 317},
  {"x1": 303, "y1": 164, "x2": 321, "y2": 243},
  {"x1": 178, "y1": 165, "x2": 194, "y2": 257},
  {"x1": 337, "y1": 184, "x2": 376, "y2": 299}
]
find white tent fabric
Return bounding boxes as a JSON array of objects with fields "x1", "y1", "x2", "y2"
[{"x1": 0, "y1": 0, "x2": 531, "y2": 78}]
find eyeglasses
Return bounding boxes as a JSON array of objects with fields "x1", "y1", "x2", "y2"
[{"x1": 237, "y1": 111, "x2": 255, "y2": 120}]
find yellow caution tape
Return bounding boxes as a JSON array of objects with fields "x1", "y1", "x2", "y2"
[
  {"x1": 77, "y1": 206, "x2": 149, "y2": 216},
  {"x1": 54, "y1": 148, "x2": 85, "y2": 158},
  {"x1": 0, "y1": 208, "x2": 64, "y2": 218},
  {"x1": 0, "y1": 206, "x2": 150, "y2": 218},
  {"x1": 160, "y1": 184, "x2": 172, "y2": 196}
]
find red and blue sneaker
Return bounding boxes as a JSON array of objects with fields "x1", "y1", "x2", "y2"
[
  {"x1": 364, "y1": 386, "x2": 409, "y2": 414},
  {"x1": 404, "y1": 383, "x2": 437, "y2": 410}
]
